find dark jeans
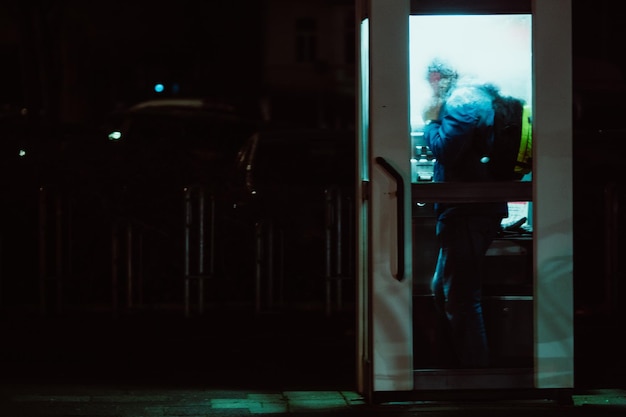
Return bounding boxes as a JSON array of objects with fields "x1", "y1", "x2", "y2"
[{"x1": 431, "y1": 214, "x2": 502, "y2": 368}]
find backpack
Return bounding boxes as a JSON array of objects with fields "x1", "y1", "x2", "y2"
[{"x1": 482, "y1": 87, "x2": 533, "y2": 181}]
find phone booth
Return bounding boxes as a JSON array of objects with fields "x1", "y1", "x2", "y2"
[{"x1": 356, "y1": 0, "x2": 573, "y2": 403}]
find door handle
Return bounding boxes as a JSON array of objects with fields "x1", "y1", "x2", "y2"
[{"x1": 375, "y1": 156, "x2": 405, "y2": 281}]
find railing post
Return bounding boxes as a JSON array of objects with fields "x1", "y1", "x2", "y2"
[
  {"x1": 324, "y1": 186, "x2": 354, "y2": 316},
  {"x1": 184, "y1": 185, "x2": 216, "y2": 317}
]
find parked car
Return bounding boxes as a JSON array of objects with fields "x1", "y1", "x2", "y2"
[
  {"x1": 104, "y1": 98, "x2": 257, "y2": 190},
  {"x1": 102, "y1": 98, "x2": 259, "y2": 303},
  {"x1": 26, "y1": 98, "x2": 260, "y2": 310}
]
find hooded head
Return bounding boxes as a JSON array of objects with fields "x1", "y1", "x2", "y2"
[{"x1": 426, "y1": 58, "x2": 458, "y2": 99}]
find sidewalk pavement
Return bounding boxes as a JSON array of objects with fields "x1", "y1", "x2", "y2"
[
  {"x1": 1, "y1": 309, "x2": 625, "y2": 416},
  {"x1": 1, "y1": 384, "x2": 626, "y2": 416}
]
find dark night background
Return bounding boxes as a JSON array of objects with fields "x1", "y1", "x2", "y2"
[
  {"x1": 0, "y1": 1, "x2": 265, "y2": 122},
  {"x1": 0, "y1": 0, "x2": 625, "y2": 396},
  {"x1": 0, "y1": 1, "x2": 624, "y2": 124}
]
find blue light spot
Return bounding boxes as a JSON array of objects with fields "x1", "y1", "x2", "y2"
[{"x1": 154, "y1": 83, "x2": 165, "y2": 93}]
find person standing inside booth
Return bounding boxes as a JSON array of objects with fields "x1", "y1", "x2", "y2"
[{"x1": 422, "y1": 58, "x2": 507, "y2": 368}]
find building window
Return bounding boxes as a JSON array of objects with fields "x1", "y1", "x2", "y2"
[{"x1": 295, "y1": 17, "x2": 317, "y2": 63}]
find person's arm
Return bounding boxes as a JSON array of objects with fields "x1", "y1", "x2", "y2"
[{"x1": 423, "y1": 99, "x2": 478, "y2": 167}]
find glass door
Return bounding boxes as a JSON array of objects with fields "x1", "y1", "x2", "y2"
[{"x1": 409, "y1": 12, "x2": 535, "y2": 389}]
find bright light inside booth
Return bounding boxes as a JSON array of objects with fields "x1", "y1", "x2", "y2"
[
  {"x1": 409, "y1": 14, "x2": 532, "y2": 132},
  {"x1": 359, "y1": 18, "x2": 370, "y2": 182}
]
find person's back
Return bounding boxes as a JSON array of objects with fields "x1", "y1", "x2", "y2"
[{"x1": 423, "y1": 82, "x2": 507, "y2": 218}]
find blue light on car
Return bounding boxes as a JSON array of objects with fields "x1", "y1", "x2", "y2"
[
  {"x1": 154, "y1": 83, "x2": 165, "y2": 93},
  {"x1": 108, "y1": 131, "x2": 122, "y2": 141}
]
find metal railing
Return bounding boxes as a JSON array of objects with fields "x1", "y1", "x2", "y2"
[
  {"x1": 324, "y1": 185, "x2": 354, "y2": 316},
  {"x1": 183, "y1": 185, "x2": 217, "y2": 317}
]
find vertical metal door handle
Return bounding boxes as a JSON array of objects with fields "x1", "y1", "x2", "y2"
[{"x1": 375, "y1": 156, "x2": 405, "y2": 281}]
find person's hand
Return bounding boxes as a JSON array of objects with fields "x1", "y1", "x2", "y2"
[{"x1": 423, "y1": 99, "x2": 442, "y2": 122}]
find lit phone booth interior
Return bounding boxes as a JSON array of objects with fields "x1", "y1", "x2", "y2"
[{"x1": 409, "y1": 11, "x2": 534, "y2": 373}]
